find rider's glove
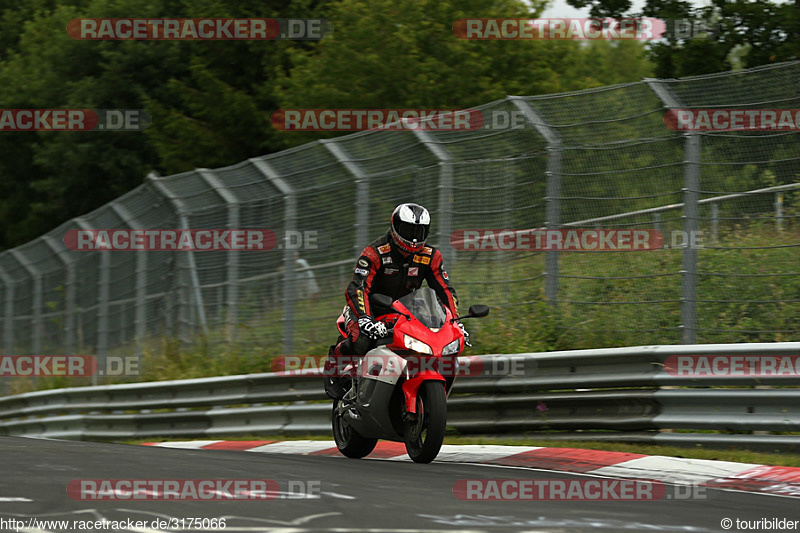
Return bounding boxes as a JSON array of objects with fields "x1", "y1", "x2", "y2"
[
  {"x1": 457, "y1": 321, "x2": 471, "y2": 347},
  {"x1": 358, "y1": 315, "x2": 388, "y2": 340}
]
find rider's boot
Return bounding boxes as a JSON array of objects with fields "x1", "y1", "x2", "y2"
[{"x1": 324, "y1": 342, "x2": 351, "y2": 400}]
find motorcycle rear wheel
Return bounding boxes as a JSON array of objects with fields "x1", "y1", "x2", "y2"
[
  {"x1": 403, "y1": 381, "x2": 447, "y2": 464},
  {"x1": 332, "y1": 400, "x2": 378, "y2": 458}
]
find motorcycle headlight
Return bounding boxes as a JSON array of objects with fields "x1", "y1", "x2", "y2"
[
  {"x1": 403, "y1": 334, "x2": 432, "y2": 355},
  {"x1": 442, "y1": 339, "x2": 461, "y2": 356}
]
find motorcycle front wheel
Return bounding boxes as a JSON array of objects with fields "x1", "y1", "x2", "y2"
[
  {"x1": 332, "y1": 400, "x2": 378, "y2": 458},
  {"x1": 403, "y1": 380, "x2": 447, "y2": 464}
]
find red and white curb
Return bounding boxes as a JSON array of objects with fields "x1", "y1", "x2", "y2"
[{"x1": 143, "y1": 440, "x2": 800, "y2": 498}]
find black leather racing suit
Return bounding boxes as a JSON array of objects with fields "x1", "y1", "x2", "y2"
[{"x1": 332, "y1": 231, "x2": 458, "y2": 356}]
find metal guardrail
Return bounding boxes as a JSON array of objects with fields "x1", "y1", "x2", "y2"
[{"x1": 1, "y1": 343, "x2": 799, "y2": 451}]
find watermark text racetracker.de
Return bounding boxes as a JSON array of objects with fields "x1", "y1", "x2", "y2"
[
  {"x1": 450, "y1": 229, "x2": 663, "y2": 251},
  {"x1": 665, "y1": 109, "x2": 800, "y2": 132},
  {"x1": 0, "y1": 355, "x2": 138, "y2": 377},
  {"x1": 63, "y1": 229, "x2": 322, "y2": 251},
  {"x1": 271, "y1": 354, "x2": 531, "y2": 378},
  {"x1": 453, "y1": 18, "x2": 720, "y2": 40},
  {"x1": 68, "y1": 18, "x2": 332, "y2": 40},
  {"x1": 67, "y1": 479, "x2": 323, "y2": 500},
  {"x1": 454, "y1": 479, "x2": 711, "y2": 501},
  {"x1": 271, "y1": 109, "x2": 541, "y2": 132},
  {"x1": 0, "y1": 109, "x2": 150, "y2": 131},
  {"x1": 665, "y1": 355, "x2": 800, "y2": 377}
]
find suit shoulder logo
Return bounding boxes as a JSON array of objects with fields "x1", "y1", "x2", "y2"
[
  {"x1": 358, "y1": 258, "x2": 370, "y2": 268},
  {"x1": 422, "y1": 246, "x2": 433, "y2": 254},
  {"x1": 378, "y1": 243, "x2": 391, "y2": 254}
]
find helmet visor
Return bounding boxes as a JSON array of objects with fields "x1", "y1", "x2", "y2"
[{"x1": 395, "y1": 220, "x2": 429, "y2": 244}]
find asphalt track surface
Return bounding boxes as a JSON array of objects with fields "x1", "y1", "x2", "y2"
[{"x1": 0, "y1": 436, "x2": 797, "y2": 532}]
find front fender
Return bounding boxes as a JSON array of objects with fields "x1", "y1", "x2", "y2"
[{"x1": 401, "y1": 373, "x2": 445, "y2": 413}]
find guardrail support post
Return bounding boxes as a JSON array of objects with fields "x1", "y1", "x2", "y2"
[
  {"x1": 249, "y1": 159, "x2": 297, "y2": 354},
  {"x1": 510, "y1": 97, "x2": 563, "y2": 305}
]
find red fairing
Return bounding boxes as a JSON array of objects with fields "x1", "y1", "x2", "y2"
[{"x1": 385, "y1": 301, "x2": 462, "y2": 414}]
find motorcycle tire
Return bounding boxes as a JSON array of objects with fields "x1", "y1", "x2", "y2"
[
  {"x1": 403, "y1": 381, "x2": 447, "y2": 464},
  {"x1": 332, "y1": 400, "x2": 378, "y2": 458}
]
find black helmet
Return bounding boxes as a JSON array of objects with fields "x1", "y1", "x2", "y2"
[{"x1": 390, "y1": 203, "x2": 430, "y2": 253}]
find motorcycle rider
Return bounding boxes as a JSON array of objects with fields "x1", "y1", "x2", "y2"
[{"x1": 324, "y1": 202, "x2": 468, "y2": 400}]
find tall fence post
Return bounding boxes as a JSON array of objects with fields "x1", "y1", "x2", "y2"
[
  {"x1": 198, "y1": 169, "x2": 240, "y2": 341},
  {"x1": 98, "y1": 249, "x2": 111, "y2": 376},
  {"x1": 147, "y1": 174, "x2": 209, "y2": 340},
  {"x1": 250, "y1": 158, "x2": 297, "y2": 354},
  {"x1": 42, "y1": 236, "x2": 77, "y2": 355},
  {"x1": 682, "y1": 134, "x2": 701, "y2": 344},
  {"x1": 74, "y1": 218, "x2": 107, "y2": 384},
  {"x1": 9, "y1": 250, "x2": 41, "y2": 389},
  {"x1": 0, "y1": 265, "x2": 13, "y2": 356},
  {"x1": 646, "y1": 79, "x2": 699, "y2": 344},
  {"x1": 510, "y1": 97, "x2": 563, "y2": 305},
  {"x1": 412, "y1": 129, "x2": 454, "y2": 266},
  {"x1": 108, "y1": 203, "x2": 148, "y2": 358},
  {"x1": 9, "y1": 250, "x2": 42, "y2": 358},
  {"x1": 0, "y1": 264, "x2": 12, "y2": 396},
  {"x1": 322, "y1": 140, "x2": 369, "y2": 257},
  {"x1": 711, "y1": 203, "x2": 719, "y2": 243}
]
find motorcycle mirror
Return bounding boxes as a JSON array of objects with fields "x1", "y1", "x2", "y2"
[
  {"x1": 372, "y1": 294, "x2": 394, "y2": 309},
  {"x1": 453, "y1": 304, "x2": 490, "y2": 321},
  {"x1": 467, "y1": 304, "x2": 490, "y2": 318}
]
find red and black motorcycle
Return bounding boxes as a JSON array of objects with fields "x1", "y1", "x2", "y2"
[{"x1": 330, "y1": 287, "x2": 489, "y2": 463}]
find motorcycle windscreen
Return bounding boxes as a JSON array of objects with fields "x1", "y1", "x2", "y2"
[{"x1": 396, "y1": 287, "x2": 446, "y2": 329}]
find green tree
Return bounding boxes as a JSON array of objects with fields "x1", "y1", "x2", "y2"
[
  {"x1": 273, "y1": 0, "x2": 653, "y2": 147},
  {"x1": 0, "y1": 0, "x2": 315, "y2": 248},
  {"x1": 568, "y1": 0, "x2": 799, "y2": 76}
]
